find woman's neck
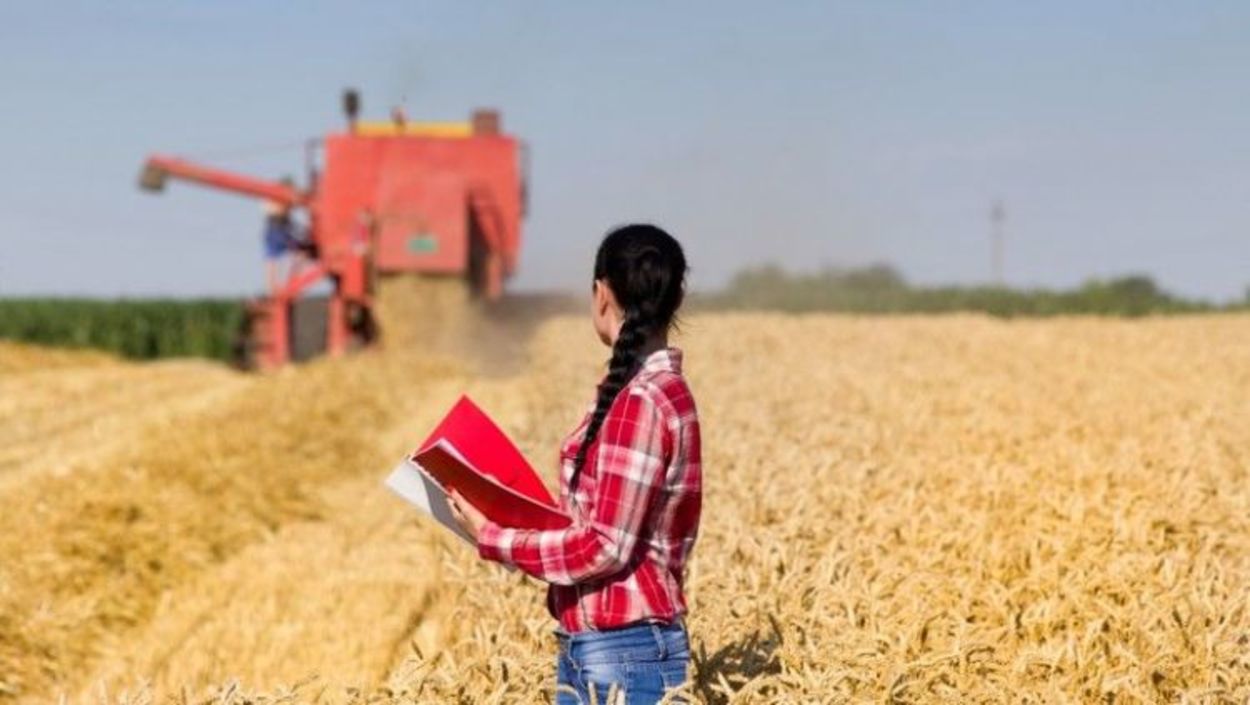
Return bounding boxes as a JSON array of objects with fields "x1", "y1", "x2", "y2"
[{"x1": 638, "y1": 331, "x2": 668, "y2": 359}]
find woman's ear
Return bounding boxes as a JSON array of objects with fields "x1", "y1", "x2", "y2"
[{"x1": 593, "y1": 279, "x2": 611, "y2": 318}]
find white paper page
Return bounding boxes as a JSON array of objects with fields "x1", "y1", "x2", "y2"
[{"x1": 384, "y1": 459, "x2": 476, "y2": 546}]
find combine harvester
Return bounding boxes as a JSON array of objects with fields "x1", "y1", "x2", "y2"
[{"x1": 139, "y1": 89, "x2": 526, "y2": 369}]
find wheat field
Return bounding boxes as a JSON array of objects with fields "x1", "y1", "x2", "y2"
[{"x1": 1, "y1": 310, "x2": 1247, "y2": 704}]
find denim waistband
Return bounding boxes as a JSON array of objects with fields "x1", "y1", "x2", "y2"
[{"x1": 553, "y1": 616, "x2": 686, "y2": 645}]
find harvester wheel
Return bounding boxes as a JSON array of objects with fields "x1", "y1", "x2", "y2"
[
  {"x1": 290, "y1": 297, "x2": 330, "y2": 362},
  {"x1": 346, "y1": 301, "x2": 378, "y2": 350}
]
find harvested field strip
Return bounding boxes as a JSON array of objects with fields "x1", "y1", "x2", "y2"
[
  {"x1": 0, "y1": 341, "x2": 117, "y2": 373},
  {"x1": 73, "y1": 470, "x2": 456, "y2": 700},
  {"x1": 0, "y1": 360, "x2": 248, "y2": 488},
  {"x1": 0, "y1": 349, "x2": 464, "y2": 701}
]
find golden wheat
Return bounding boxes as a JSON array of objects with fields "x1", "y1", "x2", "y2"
[
  {"x1": 0, "y1": 341, "x2": 116, "y2": 374},
  {"x1": 2, "y1": 313, "x2": 1248, "y2": 703}
]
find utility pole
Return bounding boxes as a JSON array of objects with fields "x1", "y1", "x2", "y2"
[{"x1": 991, "y1": 199, "x2": 1005, "y2": 286}]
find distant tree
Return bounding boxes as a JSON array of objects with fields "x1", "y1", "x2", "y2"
[{"x1": 833, "y1": 263, "x2": 906, "y2": 291}]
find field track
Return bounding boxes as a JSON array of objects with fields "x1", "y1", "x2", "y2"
[
  {"x1": 0, "y1": 351, "x2": 248, "y2": 492},
  {"x1": 1, "y1": 314, "x2": 1248, "y2": 703}
]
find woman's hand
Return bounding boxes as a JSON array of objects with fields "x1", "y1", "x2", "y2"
[{"x1": 448, "y1": 489, "x2": 489, "y2": 542}]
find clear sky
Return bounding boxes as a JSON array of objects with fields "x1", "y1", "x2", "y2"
[{"x1": 1, "y1": 2, "x2": 1247, "y2": 301}]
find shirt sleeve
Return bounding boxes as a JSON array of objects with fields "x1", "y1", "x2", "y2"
[{"x1": 477, "y1": 386, "x2": 669, "y2": 585}]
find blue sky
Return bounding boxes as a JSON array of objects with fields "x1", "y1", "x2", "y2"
[{"x1": 2, "y1": 2, "x2": 1248, "y2": 300}]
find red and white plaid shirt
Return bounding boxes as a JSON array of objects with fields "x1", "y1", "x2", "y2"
[{"x1": 477, "y1": 347, "x2": 702, "y2": 633}]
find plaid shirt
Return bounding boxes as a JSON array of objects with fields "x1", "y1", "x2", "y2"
[{"x1": 477, "y1": 347, "x2": 702, "y2": 633}]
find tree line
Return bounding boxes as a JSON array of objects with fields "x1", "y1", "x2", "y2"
[{"x1": 693, "y1": 264, "x2": 1243, "y2": 317}]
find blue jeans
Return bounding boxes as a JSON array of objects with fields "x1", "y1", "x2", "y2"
[{"x1": 554, "y1": 620, "x2": 690, "y2": 704}]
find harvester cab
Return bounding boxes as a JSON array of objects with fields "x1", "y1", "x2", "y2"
[{"x1": 138, "y1": 89, "x2": 526, "y2": 370}]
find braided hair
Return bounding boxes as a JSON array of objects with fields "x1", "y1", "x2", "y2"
[{"x1": 569, "y1": 224, "x2": 688, "y2": 496}]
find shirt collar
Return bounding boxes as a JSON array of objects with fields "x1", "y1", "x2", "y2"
[{"x1": 640, "y1": 346, "x2": 682, "y2": 374}]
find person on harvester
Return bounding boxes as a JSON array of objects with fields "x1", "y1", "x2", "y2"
[{"x1": 261, "y1": 198, "x2": 307, "y2": 294}]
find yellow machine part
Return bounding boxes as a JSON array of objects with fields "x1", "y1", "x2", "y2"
[{"x1": 353, "y1": 121, "x2": 472, "y2": 138}]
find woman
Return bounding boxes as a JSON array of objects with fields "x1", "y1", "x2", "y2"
[{"x1": 449, "y1": 223, "x2": 702, "y2": 704}]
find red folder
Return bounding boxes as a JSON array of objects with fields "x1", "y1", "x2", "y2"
[{"x1": 409, "y1": 396, "x2": 572, "y2": 531}]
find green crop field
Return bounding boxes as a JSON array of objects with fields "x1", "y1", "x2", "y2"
[{"x1": 0, "y1": 298, "x2": 243, "y2": 362}]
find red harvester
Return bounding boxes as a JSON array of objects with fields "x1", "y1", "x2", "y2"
[{"x1": 139, "y1": 89, "x2": 526, "y2": 370}]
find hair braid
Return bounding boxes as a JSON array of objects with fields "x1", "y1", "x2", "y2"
[
  {"x1": 569, "y1": 308, "x2": 650, "y2": 496},
  {"x1": 569, "y1": 222, "x2": 687, "y2": 499}
]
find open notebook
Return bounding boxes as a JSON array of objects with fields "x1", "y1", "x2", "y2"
[{"x1": 384, "y1": 395, "x2": 572, "y2": 546}]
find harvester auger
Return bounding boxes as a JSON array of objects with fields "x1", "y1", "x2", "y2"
[{"x1": 139, "y1": 89, "x2": 526, "y2": 370}]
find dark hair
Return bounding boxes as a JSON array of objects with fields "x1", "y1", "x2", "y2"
[{"x1": 570, "y1": 223, "x2": 688, "y2": 495}]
